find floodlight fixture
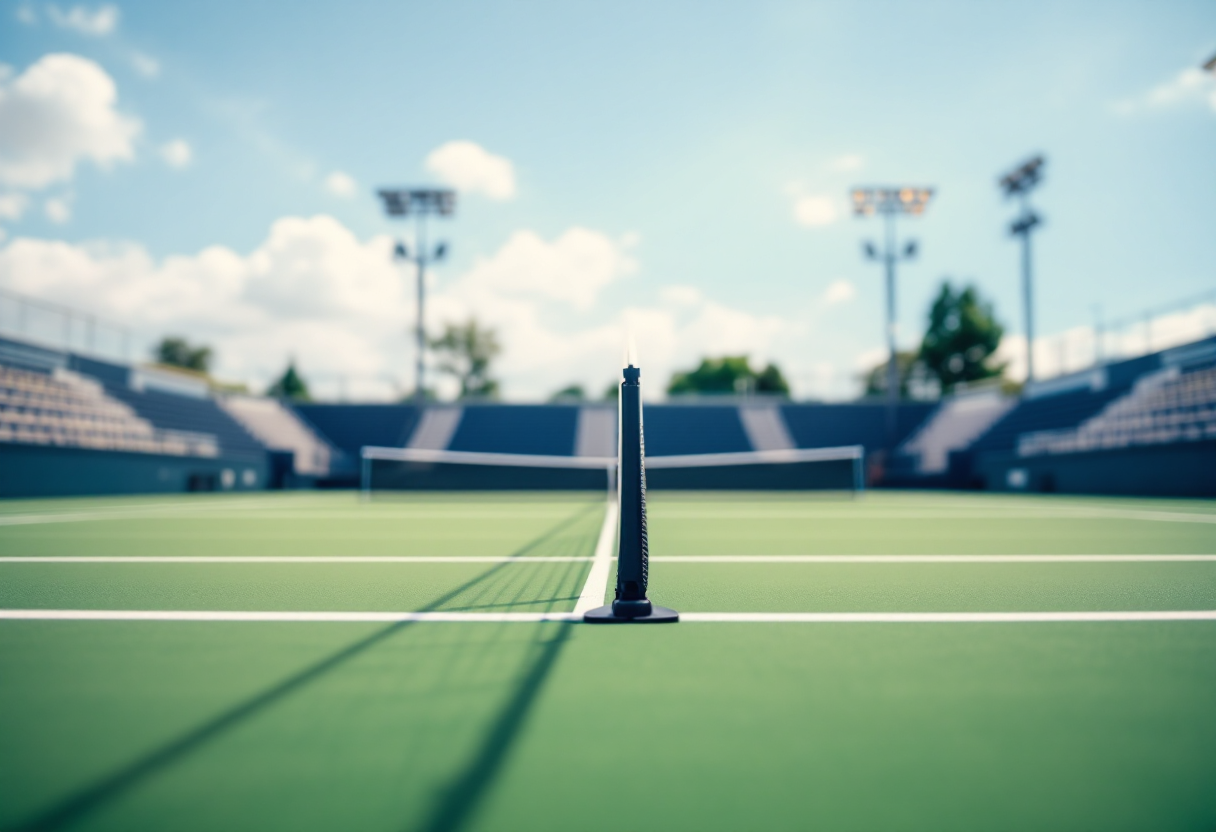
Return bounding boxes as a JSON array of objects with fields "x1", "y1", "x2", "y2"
[
  {"x1": 851, "y1": 186, "x2": 934, "y2": 217},
  {"x1": 851, "y1": 183, "x2": 935, "y2": 449},
  {"x1": 1000, "y1": 155, "x2": 1047, "y2": 386},
  {"x1": 999, "y1": 155, "x2": 1045, "y2": 198},
  {"x1": 378, "y1": 187, "x2": 457, "y2": 401}
]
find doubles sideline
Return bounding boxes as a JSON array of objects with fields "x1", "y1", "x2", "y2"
[
  {"x1": 2, "y1": 554, "x2": 1214, "y2": 563},
  {"x1": 2, "y1": 610, "x2": 1215, "y2": 623}
]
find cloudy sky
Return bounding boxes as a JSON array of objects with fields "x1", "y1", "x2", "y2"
[{"x1": 0, "y1": 1, "x2": 1213, "y2": 401}]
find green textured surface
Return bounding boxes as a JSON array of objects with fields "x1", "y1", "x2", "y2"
[{"x1": 1, "y1": 490, "x2": 1215, "y2": 832}]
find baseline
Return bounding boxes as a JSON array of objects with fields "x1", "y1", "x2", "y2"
[{"x1": 3, "y1": 610, "x2": 1215, "y2": 623}]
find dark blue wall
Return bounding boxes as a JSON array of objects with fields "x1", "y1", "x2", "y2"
[
  {"x1": 643, "y1": 406, "x2": 751, "y2": 456},
  {"x1": 781, "y1": 403, "x2": 933, "y2": 452},
  {"x1": 975, "y1": 441, "x2": 1216, "y2": 497},
  {"x1": 0, "y1": 442, "x2": 268, "y2": 498},
  {"x1": 448, "y1": 405, "x2": 579, "y2": 455},
  {"x1": 293, "y1": 404, "x2": 420, "y2": 457}
]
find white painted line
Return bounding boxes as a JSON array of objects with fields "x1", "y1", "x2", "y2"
[
  {"x1": 651, "y1": 510, "x2": 1216, "y2": 524},
  {"x1": 3, "y1": 554, "x2": 1210, "y2": 565},
  {"x1": 679, "y1": 611, "x2": 1216, "y2": 623},
  {"x1": 572, "y1": 497, "x2": 619, "y2": 616},
  {"x1": 0, "y1": 609, "x2": 581, "y2": 622},
  {"x1": 651, "y1": 554, "x2": 1216, "y2": 563},
  {"x1": 1, "y1": 609, "x2": 1214, "y2": 623},
  {"x1": 0, "y1": 556, "x2": 592, "y2": 564}
]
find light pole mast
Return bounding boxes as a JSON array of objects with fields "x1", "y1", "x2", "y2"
[
  {"x1": 852, "y1": 186, "x2": 934, "y2": 450},
  {"x1": 1000, "y1": 155, "x2": 1045, "y2": 387},
  {"x1": 377, "y1": 188, "x2": 456, "y2": 401}
]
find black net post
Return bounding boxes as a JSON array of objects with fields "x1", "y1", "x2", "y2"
[{"x1": 584, "y1": 363, "x2": 677, "y2": 623}]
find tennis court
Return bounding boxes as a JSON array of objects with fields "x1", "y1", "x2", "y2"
[{"x1": 1, "y1": 490, "x2": 1214, "y2": 831}]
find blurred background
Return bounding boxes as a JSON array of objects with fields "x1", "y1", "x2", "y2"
[{"x1": 0, "y1": 0, "x2": 1213, "y2": 496}]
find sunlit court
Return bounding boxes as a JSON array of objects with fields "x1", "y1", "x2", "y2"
[
  {"x1": 3, "y1": 1, "x2": 1216, "y2": 829},
  {"x1": 2, "y1": 491, "x2": 1214, "y2": 831}
]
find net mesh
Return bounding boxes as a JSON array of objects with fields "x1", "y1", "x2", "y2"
[{"x1": 360, "y1": 446, "x2": 864, "y2": 494}]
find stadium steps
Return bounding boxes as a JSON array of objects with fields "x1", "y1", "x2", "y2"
[
  {"x1": 899, "y1": 391, "x2": 1013, "y2": 473},
  {"x1": 220, "y1": 396, "x2": 336, "y2": 475}
]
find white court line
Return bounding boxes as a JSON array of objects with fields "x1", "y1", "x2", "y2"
[
  {"x1": 2, "y1": 609, "x2": 1215, "y2": 623},
  {"x1": 0, "y1": 556, "x2": 592, "y2": 564},
  {"x1": 4, "y1": 554, "x2": 1211, "y2": 564},
  {"x1": 651, "y1": 554, "x2": 1216, "y2": 563},
  {"x1": 572, "y1": 497, "x2": 619, "y2": 616}
]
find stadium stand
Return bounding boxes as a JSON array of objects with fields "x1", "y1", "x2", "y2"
[
  {"x1": 899, "y1": 390, "x2": 1013, "y2": 474},
  {"x1": 1018, "y1": 364, "x2": 1216, "y2": 455},
  {"x1": 643, "y1": 404, "x2": 752, "y2": 456},
  {"x1": 292, "y1": 403, "x2": 420, "y2": 459},
  {"x1": 0, "y1": 364, "x2": 217, "y2": 456},
  {"x1": 971, "y1": 336, "x2": 1216, "y2": 495},
  {"x1": 220, "y1": 396, "x2": 336, "y2": 476},
  {"x1": 447, "y1": 404, "x2": 580, "y2": 456},
  {"x1": 781, "y1": 402, "x2": 934, "y2": 454}
]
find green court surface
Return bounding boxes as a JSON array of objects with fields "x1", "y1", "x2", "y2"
[{"x1": 1, "y1": 491, "x2": 1215, "y2": 831}]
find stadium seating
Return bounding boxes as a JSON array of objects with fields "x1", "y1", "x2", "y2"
[
  {"x1": 0, "y1": 364, "x2": 217, "y2": 456},
  {"x1": 1018, "y1": 364, "x2": 1216, "y2": 456},
  {"x1": 100, "y1": 384, "x2": 265, "y2": 460},
  {"x1": 447, "y1": 404, "x2": 580, "y2": 456},
  {"x1": 781, "y1": 403, "x2": 935, "y2": 453},
  {"x1": 642, "y1": 405, "x2": 752, "y2": 456},
  {"x1": 899, "y1": 392, "x2": 1014, "y2": 473},
  {"x1": 292, "y1": 404, "x2": 421, "y2": 458},
  {"x1": 221, "y1": 396, "x2": 336, "y2": 475}
]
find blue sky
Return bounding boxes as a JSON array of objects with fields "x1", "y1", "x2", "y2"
[{"x1": 1, "y1": 1, "x2": 1213, "y2": 400}]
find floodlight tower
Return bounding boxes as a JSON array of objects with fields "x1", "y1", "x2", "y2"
[
  {"x1": 377, "y1": 188, "x2": 456, "y2": 401},
  {"x1": 851, "y1": 186, "x2": 934, "y2": 448},
  {"x1": 999, "y1": 156, "x2": 1045, "y2": 386}
]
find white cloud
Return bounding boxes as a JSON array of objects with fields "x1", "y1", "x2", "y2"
[
  {"x1": 821, "y1": 279, "x2": 856, "y2": 306},
  {"x1": 826, "y1": 154, "x2": 864, "y2": 172},
  {"x1": 424, "y1": 140, "x2": 516, "y2": 201},
  {"x1": 130, "y1": 52, "x2": 160, "y2": 79},
  {"x1": 48, "y1": 4, "x2": 118, "y2": 36},
  {"x1": 0, "y1": 216, "x2": 828, "y2": 400},
  {"x1": 1113, "y1": 66, "x2": 1216, "y2": 115},
  {"x1": 323, "y1": 170, "x2": 357, "y2": 199},
  {"x1": 44, "y1": 196, "x2": 72, "y2": 223},
  {"x1": 160, "y1": 139, "x2": 192, "y2": 169},
  {"x1": 0, "y1": 193, "x2": 29, "y2": 220},
  {"x1": 792, "y1": 194, "x2": 839, "y2": 227},
  {"x1": 455, "y1": 227, "x2": 634, "y2": 311},
  {"x1": 0, "y1": 53, "x2": 141, "y2": 189},
  {"x1": 659, "y1": 285, "x2": 702, "y2": 306}
]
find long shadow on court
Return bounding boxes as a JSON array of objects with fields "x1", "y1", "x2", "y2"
[
  {"x1": 415, "y1": 620, "x2": 574, "y2": 832},
  {"x1": 7, "y1": 500, "x2": 602, "y2": 832}
]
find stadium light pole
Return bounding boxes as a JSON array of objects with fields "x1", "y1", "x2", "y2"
[
  {"x1": 1000, "y1": 155, "x2": 1045, "y2": 387},
  {"x1": 376, "y1": 188, "x2": 456, "y2": 401},
  {"x1": 851, "y1": 186, "x2": 934, "y2": 450}
]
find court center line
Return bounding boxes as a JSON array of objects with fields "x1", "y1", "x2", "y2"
[
  {"x1": 3, "y1": 554, "x2": 1213, "y2": 564},
  {"x1": 571, "y1": 496, "x2": 619, "y2": 616},
  {"x1": 2, "y1": 610, "x2": 1215, "y2": 623}
]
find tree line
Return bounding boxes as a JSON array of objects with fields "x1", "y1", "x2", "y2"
[{"x1": 150, "y1": 278, "x2": 1004, "y2": 402}]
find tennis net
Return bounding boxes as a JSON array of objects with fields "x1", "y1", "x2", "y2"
[{"x1": 359, "y1": 444, "x2": 863, "y2": 494}]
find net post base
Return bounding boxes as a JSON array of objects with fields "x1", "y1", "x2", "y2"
[{"x1": 583, "y1": 604, "x2": 679, "y2": 624}]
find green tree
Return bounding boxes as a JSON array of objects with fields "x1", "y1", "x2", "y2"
[
  {"x1": 153, "y1": 336, "x2": 212, "y2": 373},
  {"x1": 430, "y1": 318, "x2": 501, "y2": 399},
  {"x1": 918, "y1": 281, "x2": 1006, "y2": 393},
  {"x1": 667, "y1": 356, "x2": 790, "y2": 397},
  {"x1": 550, "y1": 384, "x2": 585, "y2": 402},
  {"x1": 861, "y1": 350, "x2": 921, "y2": 398},
  {"x1": 267, "y1": 361, "x2": 310, "y2": 401}
]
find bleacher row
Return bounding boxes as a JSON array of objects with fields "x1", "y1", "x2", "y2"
[
  {"x1": 1018, "y1": 364, "x2": 1216, "y2": 456},
  {"x1": 0, "y1": 364, "x2": 218, "y2": 457},
  {"x1": 2, "y1": 332, "x2": 1214, "y2": 495}
]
